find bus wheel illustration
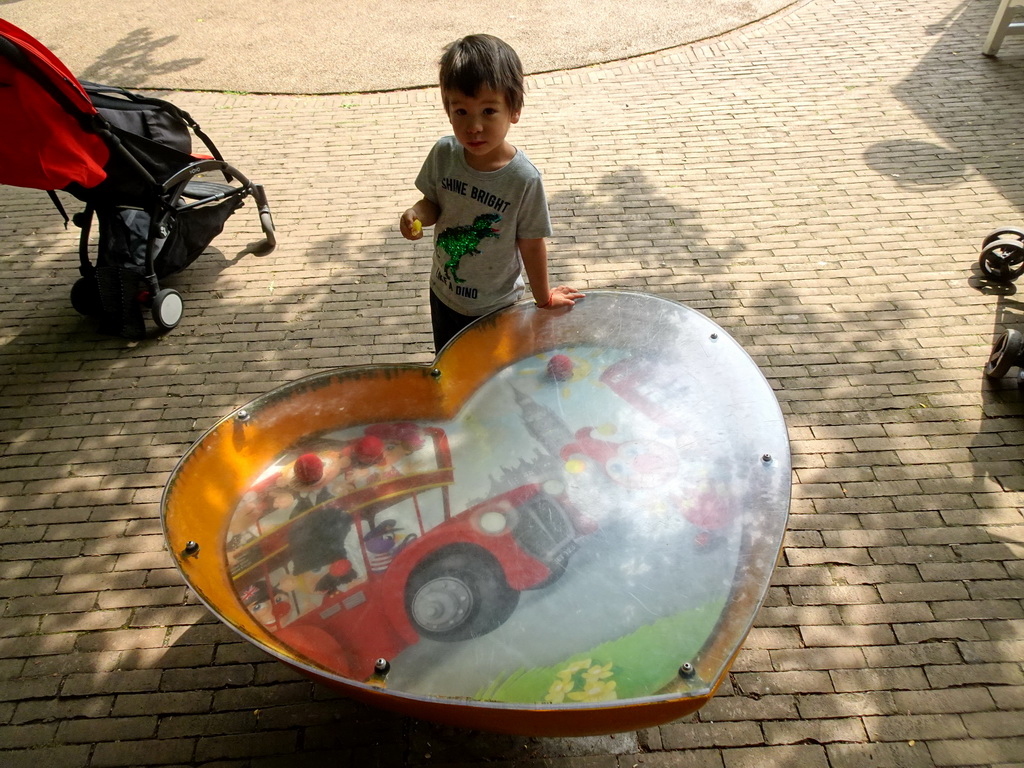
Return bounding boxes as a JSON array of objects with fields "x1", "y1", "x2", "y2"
[{"x1": 405, "y1": 546, "x2": 519, "y2": 642}]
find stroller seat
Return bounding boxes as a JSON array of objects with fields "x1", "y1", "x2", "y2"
[
  {"x1": 0, "y1": 20, "x2": 276, "y2": 338},
  {"x1": 183, "y1": 180, "x2": 237, "y2": 199}
]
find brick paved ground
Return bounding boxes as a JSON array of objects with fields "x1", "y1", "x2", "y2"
[{"x1": 2, "y1": 0, "x2": 1024, "y2": 764}]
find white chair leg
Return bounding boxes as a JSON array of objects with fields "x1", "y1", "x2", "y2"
[{"x1": 984, "y1": 0, "x2": 1024, "y2": 55}]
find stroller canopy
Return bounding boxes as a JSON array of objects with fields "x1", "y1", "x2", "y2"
[{"x1": 0, "y1": 19, "x2": 110, "y2": 192}]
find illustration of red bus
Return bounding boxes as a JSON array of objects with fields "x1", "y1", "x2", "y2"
[{"x1": 226, "y1": 424, "x2": 589, "y2": 681}]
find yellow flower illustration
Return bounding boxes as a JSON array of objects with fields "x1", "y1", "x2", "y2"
[
  {"x1": 567, "y1": 679, "x2": 618, "y2": 702},
  {"x1": 561, "y1": 659, "x2": 591, "y2": 677},
  {"x1": 545, "y1": 660, "x2": 618, "y2": 703},
  {"x1": 544, "y1": 676, "x2": 574, "y2": 703},
  {"x1": 583, "y1": 662, "x2": 613, "y2": 683}
]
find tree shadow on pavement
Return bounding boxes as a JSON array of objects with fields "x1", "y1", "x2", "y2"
[
  {"x1": 889, "y1": 0, "x2": 1024, "y2": 209},
  {"x1": 887, "y1": 0, "x2": 1024, "y2": 501},
  {"x1": 546, "y1": 164, "x2": 710, "y2": 298},
  {"x1": 79, "y1": 28, "x2": 203, "y2": 87}
]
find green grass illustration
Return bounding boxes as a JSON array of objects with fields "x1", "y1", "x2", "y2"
[{"x1": 477, "y1": 598, "x2": 726, "y2": 703}]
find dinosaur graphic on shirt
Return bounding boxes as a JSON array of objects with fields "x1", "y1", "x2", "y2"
[{"x1": 437, "y1": 213, "x2": 501, "y2": 284}]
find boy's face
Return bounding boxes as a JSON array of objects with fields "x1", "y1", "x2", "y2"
[{"x1": 444, "y1": 87, "x2": 520, "y2": 170}]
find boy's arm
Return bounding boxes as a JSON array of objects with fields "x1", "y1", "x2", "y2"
[
  {"x1": 401, "y1": 198, "x2": 440, "y2": 240},
  {"x1": 519, "y1": 238, "x2": 584, "y2": 309}
]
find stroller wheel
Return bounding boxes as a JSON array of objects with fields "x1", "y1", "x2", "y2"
[
  {"x1": 70, "y1": 277, "x2": 103, "y2": 316},
  {"x1": 152, "y1": 289, "x2": 184, "y2": 330},
  {"x1": 982, "y1": 226, "x2": 1024, "y2": 250},
  {"x1": 985, "y1": 328, "x2": 1023, "y2": 379},
  {"x1": 979, "y1": 238, "x2": 1024, "y2": 282}
]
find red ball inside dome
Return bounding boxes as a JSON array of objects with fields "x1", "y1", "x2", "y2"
[
  {"x1": 293, "y1": 453, "x2": 324, "y2": 485},
  {"x1": 547, "y1": 354, "x2": 573, "y2": 381}
]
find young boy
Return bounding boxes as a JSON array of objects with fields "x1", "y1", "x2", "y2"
[{"x1": 400, "y1": 34, "x2": 584, "y2": 352}]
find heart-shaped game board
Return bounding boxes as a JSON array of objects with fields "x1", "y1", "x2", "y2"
[{"x1": 162, "y1": 290, "x2": 790, "y2": 735}]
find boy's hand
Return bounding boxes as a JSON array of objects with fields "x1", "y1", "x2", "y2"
[
  {"x1": 400, "y1": 209, "x2": 424, "y2": 240},
  {"x1": 537, "y1": 285, "x2": 585, "y2": 309}
]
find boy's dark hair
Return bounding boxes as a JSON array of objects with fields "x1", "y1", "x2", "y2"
[{"x1": 439, "y1": 35, "x2": 524, "y2": 115}]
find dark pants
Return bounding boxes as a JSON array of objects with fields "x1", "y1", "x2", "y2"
[{"x1": 429, "y1": 290, "x2": 479, "y2": 353}]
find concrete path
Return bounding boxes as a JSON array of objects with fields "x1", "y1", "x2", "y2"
[
  {"x1": 2, "y1": 0, "x2": 1024, "y2": 765},
  {"x1": 0, "y1": 0, "x2": 796, "y2": 93}
]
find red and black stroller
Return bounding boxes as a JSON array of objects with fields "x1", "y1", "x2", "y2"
[{"x1": 0, "y1": 20, "x2": 275, "y2": 338}]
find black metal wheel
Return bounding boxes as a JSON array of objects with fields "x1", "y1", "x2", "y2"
[
  {"x1": 985, "y1": 329, "x2": 1024, "y2": 379},
  {"x1": 404, "y1": 546, "x2": 519, "y2": 642},
  {"x1": 151, "y1": 288, "x2": 184, "y2": 330},
  {"x1": 70, "y1": 277, "x2": 103, "y2": 317},
  {"x1": 979, "y1": 239, "x2": 1024, "y2": 282},
  {"x1": 982, "y1": 226, "x2": 1024, "y2": 250}
]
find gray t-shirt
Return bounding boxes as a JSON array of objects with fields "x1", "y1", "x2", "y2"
[{"x1": 416, "y1": 135, "x2": 552, "y2": 316}]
